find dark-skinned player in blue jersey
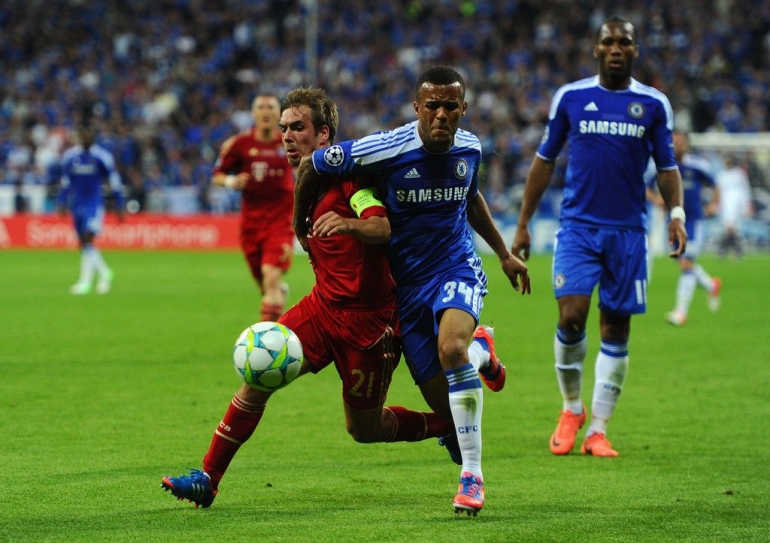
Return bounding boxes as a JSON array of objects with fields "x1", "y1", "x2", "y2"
[
  {"x1": 513, "y1": 16, "x2": 687, "y2": 458},
  {"x1": 57, "y1": 125, "x2": 124, "y2": 295},
  {"x1": 294, "y1": 66, "x2": 531, "y2": 516}
]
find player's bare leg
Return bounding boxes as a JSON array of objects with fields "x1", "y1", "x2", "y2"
[
  {"x1": 260, "y1": 263, "x2": 287, "y2": 321},
  {"x1": 344, "y1": 404, "x2": 453, "y2": 444}
]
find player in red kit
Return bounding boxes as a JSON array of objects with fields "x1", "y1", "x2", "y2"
[
  {"x1": 162, "y1": 87, "x2": 457, "y2": 508},
  {"x1": 212, "y1": 94, "x2": 294, "y2": 321}
]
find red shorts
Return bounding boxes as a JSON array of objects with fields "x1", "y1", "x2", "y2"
[
  {"x1": 240, "y1": 224, "x2": 294, "y2": 285},
  {"x1": 279, "y1": 289, "x2": 401, "y2": 410}
]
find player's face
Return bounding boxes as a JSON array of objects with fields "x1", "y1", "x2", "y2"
[
  {"x1": 78, "y1": 127, "x2": 94, "y2": 149},
  {"x1": 279, "y1": 105, "x2": 330, "y2": 167},
  {"x1": 252, "y1": 96, "x2": 281, "y2": 129},
  {"x1": 594, "y1": 22, "x2": 639, "y2": 89},
  {"x1": 414, "y1": 82, "x2": 467, "y2": 153}
]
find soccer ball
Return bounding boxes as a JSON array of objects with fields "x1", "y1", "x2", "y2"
[{"x1": 233, "y1": 321, "x2": 303, "y2": 392}]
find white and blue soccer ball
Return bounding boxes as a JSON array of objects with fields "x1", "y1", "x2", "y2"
[{"x1": 233, "y1": 321, "x2": 303, "y2": 391}]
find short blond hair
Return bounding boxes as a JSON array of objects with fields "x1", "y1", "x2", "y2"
[{"x1": 281, "y1": 87, "x2": 339, "y2": 144}]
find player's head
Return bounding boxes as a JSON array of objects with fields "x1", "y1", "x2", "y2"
[
  {"x1": 672, "y1": 131, "x2": 690, "y2": 161},
  {"x1": 414, "y1": 66, "x2": 467, "y2": 153},
  {"x1": 279, "y1": 87, "x2": 339, "y2": 167},
  {"x1": 594, "y1": 16, "x2": 639, "y2": 89},
  {"x1": 251, "y1": 94, "x2": 281, "y2": 131},
  {"x1": 77, "y1": 125, "x2": 95, "y2": 149}
]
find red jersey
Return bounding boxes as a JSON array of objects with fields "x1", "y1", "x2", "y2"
[
  {"x1": 306, "y1": 176, "x2": 396, "y2": 310},
  {"x1": 213, "y1": 130, "x2": 294, "y2": 227}
]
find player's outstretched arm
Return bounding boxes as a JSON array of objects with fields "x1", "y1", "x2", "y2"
[
  {"x1": 512, "y1": 156, "x2": 554, "y2": 261},
  {"x1": 657, "y1": 168, "x2": 688, "y2": 257},
  {"x1": 293, "y1": 156, "x2": 322, "y2": 239},
  {"x1": 212, "y1": 172, "x2": 248, "y2": 190},
  {"x1": 467, "y1": 192, "x2": 530, "y2": 295}
]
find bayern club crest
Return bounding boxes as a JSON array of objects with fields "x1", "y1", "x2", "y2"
[
  {"x1": 324, "y1": 145, "x2": 344, "y2": 166},
  {"x1": 454, "y1": 159, "x2": 468, "y2": 180}
]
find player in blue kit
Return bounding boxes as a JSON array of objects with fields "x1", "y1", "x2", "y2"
[
  {"x1": 512, "y1": 16, "x2": 688, "y2": 457},
  {"x1": 294, "y1": 66, "x2": 531, "y2": 515},
  {"x1": 58, "y1": 125, "x2": 124, "y2": 295},
  {"x1": 656, "y1": 132, "x2": 721, "y2": 325}
]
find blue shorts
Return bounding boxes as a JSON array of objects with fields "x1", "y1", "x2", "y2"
[
  {"x1": 553, "y1": 226, "x2": 647, "y2": 315},
  {"x1": 73, "y1": 205, "x2": 105, "y2": 238},
  {"x1": 397, "y1": 256, "x2": 487, "y2": 385}
]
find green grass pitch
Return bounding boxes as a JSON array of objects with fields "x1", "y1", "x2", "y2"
[{"x1": 1, "y1": 249, "x2": 768, "y2": 542}]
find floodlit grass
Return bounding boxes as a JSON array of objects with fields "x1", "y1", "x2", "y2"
[{"x1": 1, "y1": 249, "x2": 768, "y2": 542}]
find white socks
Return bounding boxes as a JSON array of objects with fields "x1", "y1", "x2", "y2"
[
  {"x1": 692, "y1": 263, "x2": 715, "y2": 292},
  {"x1": 587, "y1": 342, "x2": 628, "y2": 437},
  {"x1": 555, "y1": 329, "x2": 587, "y2": 414},
  {"x1": 80, "y1": 244, "x2": 110, "y2": 285},
  {"x1": 78, "y1": 246, "x2": 96, "y2": 285},
  {"x1": 675, "y1": 264, "x2": 716, "y2": 317},
  {"x1": 467, "y1": 341, "x2": 489, "y2": 372},
  {"x1": 89, "y1": 246, "x2": 110, "y2": 277},
  {"x1": 675, "y1": 271, "x2": 697, "y2": 317},
  {"x1": 555, "y1": 329, "x2": 629, "y2": 436},
  {"x1": 446, "y1": 363, "x2": 483, "y2": 478}
]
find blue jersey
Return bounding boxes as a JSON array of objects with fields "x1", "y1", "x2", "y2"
[
  {"x1": 679, "y1": 153, "x2": 715, "y2": 232},
  {"x1": 58, "y1": 144, "x2": 124, "y2": 214},
  {"x1": 538, "y1": 76, "x2": 677, "y2": 230},
  {"x1": 311, "y1": 121, "x2": 481, "y2": 287}
]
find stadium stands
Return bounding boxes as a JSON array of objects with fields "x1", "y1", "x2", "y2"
[{"x1": 1, "y1": 0, "x2": 768, "y2": 215}]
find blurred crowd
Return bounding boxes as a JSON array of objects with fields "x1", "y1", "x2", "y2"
[{"x1": 2, "y1": 0, "x2": 770, "y2": 216}]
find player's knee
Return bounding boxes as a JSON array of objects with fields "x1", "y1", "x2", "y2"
[
  {"x1": 438, "y1": 336, "x2": 468, "y2": 367},
  {"x1": 345, "y1": 422, "x2": 380, "y2": 444},
  {"x1": 559, "y1": 307, "x2": 588, "y2": 331}
]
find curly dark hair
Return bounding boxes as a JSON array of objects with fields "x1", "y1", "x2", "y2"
[{"x1": 415, "y1": 66, "x2": 465, "y2": 101}]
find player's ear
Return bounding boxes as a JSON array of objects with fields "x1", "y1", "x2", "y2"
[
  {"x1": 318, "y1": 125, "x2": 330, "y2": 146},
  {"x1": 414, "y1": 101, "x2": 419, "y2": 116}
]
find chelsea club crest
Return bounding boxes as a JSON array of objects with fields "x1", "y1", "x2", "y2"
[
  {"x1": 454, "y1": 159, "x2": 468, "y2": 180},
  {"x1": 627, "y1": 102, "x2": 645, "y2": 119}
]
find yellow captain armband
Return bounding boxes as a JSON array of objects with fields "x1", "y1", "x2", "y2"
[{"x1": 350, "y1": 187, "x2": 383, "y2": 217}]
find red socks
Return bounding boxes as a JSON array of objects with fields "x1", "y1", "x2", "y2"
[
  {"x1": 202, "y1": 395, "x2": 265, "y2": 489},
  {"x1": 383, "y1": 406, "x2": 454, "y2": 442},
  {"x1": 201, "y1": 399, "x2": 453, "y2": 487}
]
